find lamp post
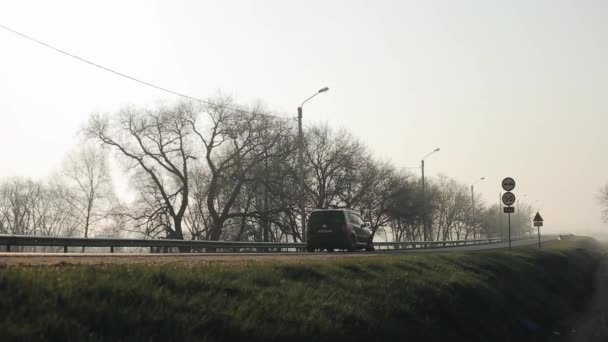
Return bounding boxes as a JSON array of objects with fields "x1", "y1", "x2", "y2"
[
  {"x1": 298, "y1": 87, "x2": 329, "y2": 242},
  {"x1": 421, "y1": 148, "x2": 440, "y2": 241},
  {"x1": 470, "y1": 177, "x2": 485, "y2": 239}
]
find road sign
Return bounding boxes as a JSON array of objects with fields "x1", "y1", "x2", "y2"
[
  {"x1": 502, "y1": 192, "x2": 516, "y2": 206},
  {"x1": 501, "y1": 178, "x2": 516, "y2": 250},
  {"x1": 533, "y1": 212, "x2": 544, "y2": 249},
  {"x1": 502, "y1": 177, "x2": 516, "y2": 191}
]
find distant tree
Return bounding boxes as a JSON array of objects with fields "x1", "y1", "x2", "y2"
[
  {"x1": 0, "y1": 178, "x2": 78, "y2": 251},
  {"x1": 30, "y1": 182, "x2": 79, "y2": 239},
  {"x1": 480, "y1": 203, "x2": 533, "y2": 238},
  {"x1": 385, "y1": 175, "x2": 485, "y2": 242},
  {"x1": 346, "y1": 162, "x2": 402, "y2": 239},
  {"x1": 303, "y1": 125, "x2": 363, "y2": 209},
  {"x1": 598, "y1": 183, "x2": 608, "y2": 223},
  {"x1": 514, "y1": 204, "x2": 534, "y2": 236},
  {"x1": 61, "y1": 144, "x2": 114, "y2": 250},
  {"x1": 0, "y1": 178, "x2": 37, "y2": 235},
  {"x1": 385, "y1": 177, "x2": 425, "y2": 241},
  {"x1": 431, "y1": 175, "x2": 470, "y2": 241}
]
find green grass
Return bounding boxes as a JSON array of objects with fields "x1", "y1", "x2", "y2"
[{"x1": 0, "y1": 237, "x2": 603, "y2": 342}]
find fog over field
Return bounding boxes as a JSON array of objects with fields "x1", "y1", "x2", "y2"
[{"x1": 1, "y1": 0, "x2": 607, "y2": 237}]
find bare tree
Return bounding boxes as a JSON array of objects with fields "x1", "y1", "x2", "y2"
[
  {"x1": 385, "y1": 177, "x2": 426, "y2": 241},
  {"x1": 0, "y1": 178, "x2": 40, "y2": 235},
  {"x1": 184, "y1": 166, "x2": 212, "y2": 240},
  {"x1": 430, "y1": 175, "x2": 470, "y2": 241},
  {"x1": 304, "y1": 125, "x2": 363, "y2": 209},
  {"x1": 61, "y1": 145, "x2": 114, "y2": 250},
  {"x1": 598, "y1": 183, "x2": 608, "y2": 223},
  {"x1": 85, "y1": 103, "x2": 195, "y2": 240},
  {"x1": 31, "y1": 182, "x2": 80, "y2": 239},
  {"x1": 0, "y1": 178, "x2": 79, "y2": 251},
  {"x1": 76, "y1": 99, "x2": 511, "y2": 246},
  {"x1": 481, "y1": 203, "x2": 533, "y2": 238},
  {"x1": 189, "y1": 97, "x2": 294, "y2": 241},
  {"x1": 341, "y1": 161, "x2": 398, "y2": 239}
]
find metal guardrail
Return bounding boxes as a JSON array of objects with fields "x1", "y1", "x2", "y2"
[
  {"x1": 0, "y1": 235, "x2": 305, "y2": 253},
  {"x1": 0, "y1": 234, "x2": 534, "y2": 254},
  {"x1": 373, "y1": 236, "x2": 532, "y2": 250}
]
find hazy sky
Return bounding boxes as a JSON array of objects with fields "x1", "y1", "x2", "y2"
[{"x1": 1, "y1": 0, "x2": 607, "y2": 235}]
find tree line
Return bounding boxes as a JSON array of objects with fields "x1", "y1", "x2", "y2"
[{"x1": 0, "y1": 98, "x2": 535, "y2": 243}]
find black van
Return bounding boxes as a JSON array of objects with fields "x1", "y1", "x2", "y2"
[{"x1": 306, "y1": 209, "x2": 374, "y2": 252}]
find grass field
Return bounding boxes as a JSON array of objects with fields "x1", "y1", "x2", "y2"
[{"x1": 0, "y1": 237, "x2": 603, "y2": 341}]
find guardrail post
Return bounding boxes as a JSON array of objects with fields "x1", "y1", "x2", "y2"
[
  {"x1": 6, "y1": 244, "x2": 10, "y2": 252},
  {"x1": 110, "y1": 246, "x2": 114, "y2": 253},
  {"x1": 64, "y1": 246, "x2": 68, "y2": 253}
]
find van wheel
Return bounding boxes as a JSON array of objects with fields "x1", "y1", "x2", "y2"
[{"x1": 347, "y1": 235, "x2": 356, "y2": 252}]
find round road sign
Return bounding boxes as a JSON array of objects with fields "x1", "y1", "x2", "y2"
[
  {"x1": 502, "y1": 192, "x2": 516, "y2": 206},
  {"x1": 502, "y1": 177, "x2": 516, "y2": 191}
]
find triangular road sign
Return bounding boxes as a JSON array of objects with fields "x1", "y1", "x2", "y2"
[{"x1": 533, "y1": 212, "x2": 543, "y2": 222}]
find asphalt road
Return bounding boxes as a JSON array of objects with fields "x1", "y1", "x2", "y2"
[{"x1": 0, "y1": 235, "x2": 559, "y2": 265}]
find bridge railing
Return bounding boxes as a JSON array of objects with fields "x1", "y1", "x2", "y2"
[{"x1": 0, "y1": 234, "x2": 535, "y2": 254}]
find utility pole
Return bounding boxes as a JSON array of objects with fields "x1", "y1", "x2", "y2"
[
  {"x1": 420, "y1": 148, "x2": 440, "y2": 242},
  {"x1": 508, "y1": 211, "x2": 512, "y2": 249},
  {"x1": 297, "y1": 106, "x2": 306, "y2": 242},
  {"x1": 537, "y1": 223, "x2": 541, "y2": 248},
  {"x1": 421, "y1": 159, "x2": 426, "y2": 241},
  {"x1": 262, "y1": 155, "x2": 270, "y2": 243},
  {"x1": 471, "y1": 185, "x2": 475, "y2": 239}
]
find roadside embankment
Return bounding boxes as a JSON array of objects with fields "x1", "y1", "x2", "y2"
[{"x1": 0, "y1": 236, "x2": 602, "y2": 341}]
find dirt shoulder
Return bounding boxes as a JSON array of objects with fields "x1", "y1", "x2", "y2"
[{"x1": 0, "y1": 252, "x2": 380, "y2": 266}]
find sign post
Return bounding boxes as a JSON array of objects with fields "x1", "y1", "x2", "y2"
[
  {"x1": 501, "y1": 178, "x2": 516, "y2": 249},
  {"x1": 533, "y1": 212, "x2": 544, "y2": 248}
]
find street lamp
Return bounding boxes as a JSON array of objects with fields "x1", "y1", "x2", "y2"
[
  {"x1": 298, "y1": 87, "x2": 329, "y2": 242},
  {"x1": 421, "y1": 147, "x2": 440, "y2": 241},
  {"x1": 470, "y1": 177, "x2": 485, "y2": 239}
]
